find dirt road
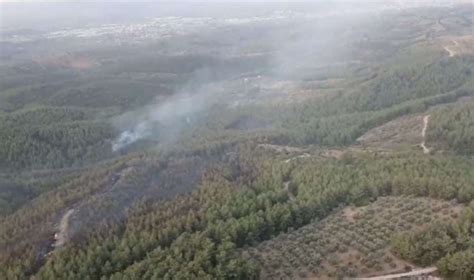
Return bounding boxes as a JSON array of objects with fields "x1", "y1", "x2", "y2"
[
  {"x1": 53, "y1": 209, "x2": 74, "y2": 247},
  {"x1": 354, "y1": 267, "x2": 437, "y2": 279},
  {"x1": 258, "y1": 143, "x2": 305, "y2": 153},
  {"x1": 284, "y1": 153, "x2": 311, "y2": 163},
  {"x1": 444, "y1": 39, "x2": 459, "y2": 57},
  {"x1": 283, "y1": 181, "x2": 296, "y2": 201},
  {"x1": 420, "y1": 115, "x2": 431, "y2": 154}
]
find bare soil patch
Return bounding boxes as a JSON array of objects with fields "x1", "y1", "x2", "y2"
[
  {"x1": 34, "y1": 54, "x2": 98, "y2": 70},
  {"x1": 441, "y1": 35, "x2": 474, "y2": 57},
  {"x1": 357, "y1": 114, "x2": 423, "y2": 150}
]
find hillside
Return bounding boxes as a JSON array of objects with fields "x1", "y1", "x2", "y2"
[{"x1": 0, "y1": 3, "x2": 473, "y2": 280}]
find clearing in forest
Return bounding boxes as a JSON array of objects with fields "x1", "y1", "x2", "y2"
[{"x1": 357, "y1": 114, "x2": 424, "y2": 150}]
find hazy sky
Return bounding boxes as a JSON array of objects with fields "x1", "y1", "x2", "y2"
[
  {"x1": 0, "y1": 0, "x2": 466, "y2": 31},
  {"x1": 0, "y1": 0, "x2": 465, "y2": 3}
]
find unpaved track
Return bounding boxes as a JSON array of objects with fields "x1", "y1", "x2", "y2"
[
  {"x1": 283, "y1": 181, "x2": 296, "y2": 201},
  {"x1": 354, "y1": 267, "x2": 437, "y2": 280},
  {"x1": 258, "y1": 143, "x2": 305, "y2": 153},
  {"x1": 444, "y1": 39, "x2": 459, "y2": 57},
  {"x1": 420, "y1": 115, "x2": 431, "y2": 154},
  {"x1": 284, "y1": 153, "x2": 311, "y2": 163},
  {"x1": 53, "y1": 209, "x2": 74, "y2": 247}
]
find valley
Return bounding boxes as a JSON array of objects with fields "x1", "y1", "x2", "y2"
[{"x1": 0, "y1": 2, "x2": 473, "y2": 280}]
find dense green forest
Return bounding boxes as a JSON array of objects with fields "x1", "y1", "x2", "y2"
[
  {"x1": 427, "y1": 100, "x2": 474, "y2": 155},
  {"x1": 2, "y1": 148, "x2": 474, "y2": 279}
]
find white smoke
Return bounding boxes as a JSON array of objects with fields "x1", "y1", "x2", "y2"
[
  {"x1": 112, "y1": 85, "x2": 219, "y2": 151},
  {"x1": 112, "y1": 122, "x2": 151, "y2": 152}
]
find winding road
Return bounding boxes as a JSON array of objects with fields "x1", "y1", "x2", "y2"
[{"x1": 444, "y1": 39, "x2": 459, "y2": 57}]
